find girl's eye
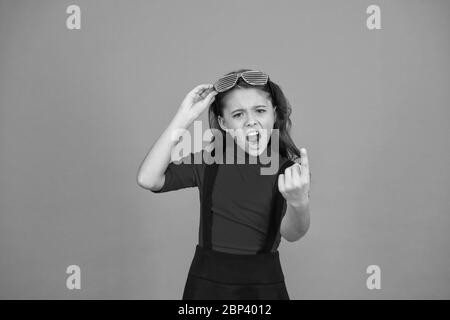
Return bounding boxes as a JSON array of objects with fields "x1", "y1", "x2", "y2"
[
  {"x1": 232, "y1": 113, "x2": 243, "y2": 119},
  {"x1": 257, "y1": 109, "x2": 266, "y2": 113}
]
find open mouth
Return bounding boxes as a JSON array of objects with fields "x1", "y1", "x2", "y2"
[{"x1": 246, "y1": 131, "x2": 260, "y2": 144}]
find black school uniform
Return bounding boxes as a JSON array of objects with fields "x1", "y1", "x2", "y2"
[{"x1": 153, "y1": 140, "x2": 294, "y2": 300}]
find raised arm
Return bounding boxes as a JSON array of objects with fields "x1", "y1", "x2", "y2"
[{"x1": 137, "y1": 84, "x2": 218, "y2": 191}]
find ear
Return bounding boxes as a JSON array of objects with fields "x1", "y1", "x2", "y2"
[
  {"x1": 218, "y1": 115, "x2": 228, "y2": 131},
  {"x1": 273, "y1": 105, "x2": 278, "y2": 121}
]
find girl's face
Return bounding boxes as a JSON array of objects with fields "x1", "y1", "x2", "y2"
[{"x1": 218, "y1": 88, "x2": 277, "y2": 157}]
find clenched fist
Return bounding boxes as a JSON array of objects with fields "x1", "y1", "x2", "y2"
[{"x1": 278, "y1": 148, "x2": 311, "y2": 208}]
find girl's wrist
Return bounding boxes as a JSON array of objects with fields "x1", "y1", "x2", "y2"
[
  {"x1": 170, "y1": 113, "x2": 191, "y2": 130},
  {"x1": 287, "y1": 197, "x2": 310, "y2": 210}
]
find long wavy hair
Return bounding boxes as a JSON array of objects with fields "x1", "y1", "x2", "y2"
[{"x1": 208, "y1": 68, "x2": 301, "y2": 161}]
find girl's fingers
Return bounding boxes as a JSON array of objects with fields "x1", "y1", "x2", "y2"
[
  {"x1": 187, "y1": 84, "x2": 212, "y2": 100},
  {"x1": 202, "y1": 91, "x2": 218, "y2": 107},
  {"x1": 192, "y1": 90, "x2": 217, "y2": 113},
  {"x1": 200, "y1": 88, "x2": 217, "y2": 100},
  {"x1": 193, "y1": 83, "x2": 213, "y2": 92},
  {"x1": 197, "y1": 88, "x2": 217, "y2": 103},
  {"x1": 292, "y1": 163, "x2": 302, "y2": 179},
  {"x1": 284, "y1": 166, "x2": 292, "y2": 187},
  {"x1": 300, "y1": 148, "x2": 309, "y2": 169},
  {"x1": 193, "y1": 84, "x2": 213, "y2": 96}
]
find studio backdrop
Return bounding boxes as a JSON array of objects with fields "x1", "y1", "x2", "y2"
[{"x1": 0, "y1": 0, "x2": 449, "y2": 299}]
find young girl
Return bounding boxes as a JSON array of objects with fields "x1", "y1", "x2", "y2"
[{"x1": 137, "y1": 69, "x2": 311, "y2": 300}]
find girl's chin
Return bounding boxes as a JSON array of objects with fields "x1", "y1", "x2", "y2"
[
  {"x1": 247, "y1": 149, "x2": 264, "y2": 157},
  {"x1": 237, "y1": 139, "x2": 268, "y2": 156}
]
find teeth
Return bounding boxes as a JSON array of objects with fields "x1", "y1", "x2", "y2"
[{"x1": 246, "y1": 130, "x2": 260, "y2": 144}]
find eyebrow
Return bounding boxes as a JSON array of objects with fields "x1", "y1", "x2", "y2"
[{"x1": 231, "y1": 105, "x2": 268, "y2": 113}]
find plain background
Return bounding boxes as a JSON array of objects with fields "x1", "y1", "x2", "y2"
[{"x1": 0, "y1": 0, "x2": 449, "y2": 299}]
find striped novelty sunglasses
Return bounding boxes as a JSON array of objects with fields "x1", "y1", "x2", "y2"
[{"x1": 213, "y1": 70, "x2": 270, "y2": 93}]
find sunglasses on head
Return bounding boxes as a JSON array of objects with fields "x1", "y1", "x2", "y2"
[{"x1": 213, "y1": 70, "x2": 270, "y2": 93}]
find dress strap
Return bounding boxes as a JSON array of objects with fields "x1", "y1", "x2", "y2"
[{"x1": 201, "y1": 161, "x2": 219, "y2": 249}]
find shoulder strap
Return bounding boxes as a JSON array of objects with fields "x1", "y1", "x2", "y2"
[{"x1": 200, "y1": 157, "x2": 219, "y2": 249}]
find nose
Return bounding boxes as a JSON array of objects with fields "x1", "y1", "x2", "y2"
[{"x1": 245, "y1": 113, "x2": 257, "y2": 127}]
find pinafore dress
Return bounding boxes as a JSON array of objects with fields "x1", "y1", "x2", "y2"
[{"x1": 182, "y1": 157, "x2": 294, "y2": 300}]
